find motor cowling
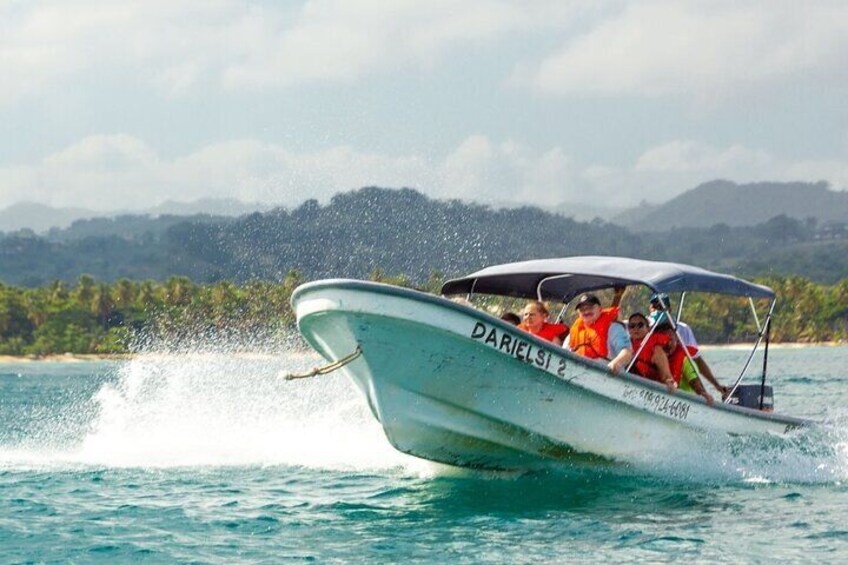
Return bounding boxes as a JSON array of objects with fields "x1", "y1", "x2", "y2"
[{"x1": 728, "y1": 384, "x2": 774, "y2": 411}]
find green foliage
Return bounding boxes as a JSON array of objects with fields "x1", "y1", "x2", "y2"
[
  {"x1": 3, "y1": 187, "x2": 847, "y2": 287},
  {"x1": 0, "y1": 271, "x2": 844, "y2": 356}
]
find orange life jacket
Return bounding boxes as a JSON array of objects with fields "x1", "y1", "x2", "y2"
[{"x1": 569, "y1": 306, "x2": 620, "y2": 359}]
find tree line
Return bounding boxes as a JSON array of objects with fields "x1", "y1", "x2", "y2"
[
  {"x1": 3, "y1": 187, "x2": 848, "y2": 289},
  {"x1": 0, "y1": 272, "x2": 845, "y2": 356}
]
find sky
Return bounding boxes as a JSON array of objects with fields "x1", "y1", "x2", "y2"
[{"x1": 1, "y1": 0, "x2": 847, "y2": 212}]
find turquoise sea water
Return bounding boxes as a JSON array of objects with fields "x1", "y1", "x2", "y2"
[{"x1": 1, "y1": 347, "x2": 847, "y2": 563}]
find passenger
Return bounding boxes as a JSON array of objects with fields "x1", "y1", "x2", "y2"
[
  {"x1": 649, "y1": 293, "x2": 729, "y2": 398},
  {"x1": 518, "y1": 301, "x2": 568, "y2": 345},
  {"x1": 626, "y1": 312, "x2": 677, "y2": 393},
  {"x1": 657, "y1": 324, "x2": 715, "y2": 405},
  {"x1": 500, "y1": 312, "x2": 521, "y2": 325},
  {"x1": 565, "y1": 293, "x2": 633, "y2": 374}
]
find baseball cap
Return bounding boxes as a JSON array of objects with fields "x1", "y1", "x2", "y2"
[{"x1": 575, "y1": 293, "x2": 601, "y2": 308}]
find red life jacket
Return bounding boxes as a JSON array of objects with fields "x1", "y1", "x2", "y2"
[
  {"x1": 630, "y1": 332, "x2": 670, "y2": 381},
  {"x1": 518, "y1": 321, "x2": 567, "y2": 343},
  {"x1": 569, "y1": 306, "x2": 620, "y2": 359},
  {"x1": 667, "y1": 344, "x2": 700, "y2": 384}
]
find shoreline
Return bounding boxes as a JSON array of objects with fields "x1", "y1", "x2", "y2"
[
  {"x1": 1, "y1": 341, "x2": 845, "y2": 363},
  {"x1": 699, "y1": 341, "x2": 847, "y2": 351}
]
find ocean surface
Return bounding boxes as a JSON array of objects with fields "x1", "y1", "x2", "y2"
[{"x1": 1, "y1": 346, "x2": 847, "y2": 563}]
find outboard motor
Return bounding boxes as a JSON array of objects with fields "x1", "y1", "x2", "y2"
[{"x1": 728, "y1": 384, "x2": 774, "y2": 411}]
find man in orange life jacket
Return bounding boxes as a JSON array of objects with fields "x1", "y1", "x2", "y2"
[{"x1": 564, "y1": 292, "x2": 633, "y2": 374}]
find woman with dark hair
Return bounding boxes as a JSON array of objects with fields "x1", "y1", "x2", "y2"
[
  {"x1": 500, "y1": 312, "x2": 521, "y2": 325},
  {"x1": 627, "y1": 312, "x2": 676, "y2": 394}
]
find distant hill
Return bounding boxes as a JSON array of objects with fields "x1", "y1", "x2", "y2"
[
  {"x1": 144, "y1": 198, "x2": 274, "y2": 217},
  {"x1": 610, "y1": 200, "x2": 660, "y2": 228},
  {"x1": 0, "y1": 198, "x2": 274, "y2": 234},
  {"x1": 2, "y1": 186, "x2": 847, "y2": 287},
  {"x1": 0, "y1": 202, "x2": 99, "y2": 233},
  {"x1": 550, "y1": 201, "x2": 628, "y2": 222},
  {"x1": 7, "y1": 179, "x2": 846, "y2": 235},
  {"x1": 45, "y1": 213, "x2": 238, "y2": 242},
  {"x1": 493, "y1": 199, "x2": 626, "y2": 222},
  {"x1": 616, "y1": 180, "x2": 848, "y2": 231}
]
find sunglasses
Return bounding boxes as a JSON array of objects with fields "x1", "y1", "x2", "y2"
[{"x1": 628, "y1": 322, "x2": 646, "y2": 329}]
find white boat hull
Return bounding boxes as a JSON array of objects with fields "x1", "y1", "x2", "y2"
[{"x1": 293, "y1": 280, "x2": 806, "y2": 469}]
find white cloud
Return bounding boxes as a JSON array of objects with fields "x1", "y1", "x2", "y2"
[
  {"x1": 0, "y1": 135, "x2": 436, "y2": 210},
  {"x1": 529, "y1": 1, "x2": 848, "y2": 99},
  {"x1": 0, "y1": 1, "x2": 250, "y2": 103},
  {"x1": 635, "y1": 140, "x2": 772, "y2": 174},
  {"x1": 0, "y1": 0, "x2": 583, "y2": 104},
  {"x1": 0, "y1": 135, "x2": 164, "y2": 210},
  {"x1": 2, "y1": 134, "x2": 845, "y2": 212},
  {"x1": 44, "y1": 134, "x2": 158, "y2": 170},
  {"x1": 0, "y1": 133, "x2": 581, "y2": 210},
  {"x1": 439, "y1": 136, "x2": 576, "y2": 204},
  {"x1": 222, "y1": 0, "x2": 592, "y2": 88}
]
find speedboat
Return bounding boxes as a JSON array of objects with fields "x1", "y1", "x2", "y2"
[{"x1": 291, "y1": 256, "x2": 809, "y2": 470}]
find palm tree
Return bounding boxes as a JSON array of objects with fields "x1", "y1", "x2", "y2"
[
  {"x1": 164, "y1": 276, "x2": 195, "y2": 307},
  {"x1": 137, "y1": 280, "x2": 159, "y2": 310},
  {"x1": 112, "y1": 278, "x2": 136, "y2": 310},
  {"x1": 49, "y1": 280, "x2": 69, "y2": 304},
  {"x1": 92, "y1": 283, "x2": 115, "y2": 331},
  {"x1": 73, "y1": 274, "x2": 96, "y2": 311}
]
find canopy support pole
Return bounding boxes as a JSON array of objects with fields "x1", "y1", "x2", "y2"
[
  {"x1": 724, "y1": 298, "x2": 776, "y2": 403},
  {"x1": 677, "y1": 292, "x2": 686, "y2": 323},
  {"x1": 749, "y1": 297, "x2": 762, "y2": 334},
  {"x1": 760, "y1": 315, "x2": 771, "y2": 410},
  {"x1": 466, "y1": 278, "x2": 478, "y2": 302}
]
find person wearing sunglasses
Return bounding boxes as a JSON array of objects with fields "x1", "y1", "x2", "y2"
[{"x1": 626, "y1": 312, "x2": 677, "y2": 393}]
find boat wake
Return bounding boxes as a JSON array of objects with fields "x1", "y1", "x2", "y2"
[
  {"x1": 619, "y1": 415, "x2": 848, "y2": 484},
  {"x1": 0, "y1": 337, "x2": 433, "y2": 475},
  {"x1": 0, "y1": 338, "x2": 845, "y2": 484}
]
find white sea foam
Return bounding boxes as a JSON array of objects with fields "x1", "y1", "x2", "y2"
[
  {"x1": 622, "y1": 415, "x2": 848, "y2": 484},
  {"x1": 2, "y1": 343, "x2": 845, "y2": 483},
  {"x1": 0, "y1": 339, "x2": 436, "y2": 476}
]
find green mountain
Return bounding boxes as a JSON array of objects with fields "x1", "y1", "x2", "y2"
[
  {"x1": 1, "y1": 186, "x2": 847, "y2": 287},
  {"x1": 616, "y1": 180, "x2": 848, "y2": 230},
  {"x1": 0, "y1": 202, "x2": 98, "y2": 233}
]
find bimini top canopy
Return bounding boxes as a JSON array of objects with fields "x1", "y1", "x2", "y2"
[{"x1": 441, "y1": 256, "x2": 775, "y2": 302}]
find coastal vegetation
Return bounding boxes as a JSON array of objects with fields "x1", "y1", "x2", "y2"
[
  {"x1": 2, "y1": 187, "x2": 848, "y2": 288},
  {"x1": 0, "y1": 272, "x2": 845, "y2": 355},
  {"x1": 1, "y1": 187, "x2": 846, "y2": 355}
]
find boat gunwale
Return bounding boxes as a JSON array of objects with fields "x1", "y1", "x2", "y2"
[{"x1": 292, "y1": 278, "x2": 810, "y2": 428}]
